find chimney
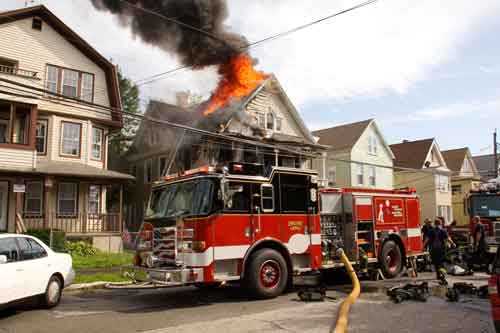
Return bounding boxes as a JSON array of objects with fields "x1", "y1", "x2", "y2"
[{"x1": 176, "y1": 91, "x2": 190, "y2": 108}]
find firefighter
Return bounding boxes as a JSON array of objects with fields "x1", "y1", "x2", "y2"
[
  {"x1": 421, "y1": 218, "x2": 433, "y2": 251},
  {"x1": 424, "y1": 218, "x2": 455, "y2": 284},
  {"x1": 473, "y1": 216, "x2": 486, "y2": 255}
]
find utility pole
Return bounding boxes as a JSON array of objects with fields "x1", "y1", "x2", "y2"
[{"x1": 495, "y1": 129, "x2": 499, "y2": 179}]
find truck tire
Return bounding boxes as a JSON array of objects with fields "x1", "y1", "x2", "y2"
[
  {"x1": 245, "y1": 248, "x2": 288, "y2": 299},
  {"x1": 380, "y1": 240, "x2": 403, "y2": 278}
]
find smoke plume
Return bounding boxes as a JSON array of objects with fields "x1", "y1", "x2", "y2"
[{"x1": 90, "y1": 0, "x2": 248, "y2": 68}]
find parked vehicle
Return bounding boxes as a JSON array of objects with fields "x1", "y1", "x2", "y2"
[
  {"x1": 132, "y1": 163, "x2": 425, "y2": 298},
  {"x1": 0, "y1": 234, "x2": 75, "y2": 309}
]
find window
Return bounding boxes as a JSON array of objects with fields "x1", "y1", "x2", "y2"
[
  {"x1": 452, "y1": 184, "x2": 462, "y2": 195},
  {"x1": 266, "y1": 112, "x2": 274, "y2": 130},
  {"x1": 17, "y1": 237, "x2": 47, "y2": 260},
  {"x1": 368, "y1": 166, "x2": 376, "y2": 186},
  {"x1": 0, "y1": 102, "x2": 32, "y2": 145},
  {"x1": 32, "y1": 18, "x2": 42, "y2": 31},
  {"x1": 91, "y1": 127, "x2": 103, "y2": 160},
  {"x1": 46, "y1": 65, "x2": 58, "y2": 93},
  {"x1": 36, "y1": 120, "x2": 47, "y2": 154},
  {"x1": 81, "y1": 73, "x2": 94, "y2": 102},
  {"x1": 356, "y1": 163, "x2": 364, "y2": 186},
  {"x1": 61, "y1": 122, "x2": 81, "y2": 156},
  {"x1": 62, "y1": 69, "x2": 78, "y2": 98},
  {"x1": 24, "y1": 181, "x2": 43, "y2": 216},
  {"x1": 224, "y1": 183, "x2": 251, "y2": 212},
  {"x1": 328, "y1": 166, "x2": 336, "y2": 185},
  {"x1": 437, "y1": 205, "x2": 452, "y2": 224},
  {"x1": 435, "y1": 174, "x2": 450, "y2": 192},
  {"x1": 261, "y1": 184, "x2": 274, "y2": 212},
  {"x1": 57, "y1": 182, "x2": 78, "y2": 216},
  {"x1": 88, "y1": 185, "x2": 101, "y2": 215},
  {"x1": 45, "y1": 65, "x2": 95, "y2": 101},
  {"x1": 280, "y1": 174, "x2": 308, "y2": 213},
  {"x1": 275, "y1": 117, "x2": 282, "y2": 132},
  {"x1": 144, "y1": 159, "x2": 153, "y2": 183},
  {"x1": 256, "y1": 113, "x2": 265, "y2": 128},
  {"x1": 0, "y1": 238, "x2": 19, "y2": 262}
]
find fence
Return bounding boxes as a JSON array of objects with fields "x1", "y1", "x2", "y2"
[{"x1": 22, "y1": 212, "x2": 121, "y2": 234}]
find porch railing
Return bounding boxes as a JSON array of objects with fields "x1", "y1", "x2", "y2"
[
  {"x1": 0, "y1": 64, "x2": 39, "y2": 79},
  {"x1": 22, "y1": 212, "x2": 121, "y2": 234}
]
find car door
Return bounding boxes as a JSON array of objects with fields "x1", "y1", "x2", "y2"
[
  {"x1": 0, "y1": 237, "x2": 22, "y2": 304},
  {"x1": 16, "y1": 237, "x2": 51, "y2": 297}
]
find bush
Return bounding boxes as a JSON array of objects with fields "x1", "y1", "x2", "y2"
[
  {"x1": 25, "y1": 229, "x2": 66, "y2": 252},
  {"x1": 65, "y1": 241, "x2": 97, "y2": 257}
]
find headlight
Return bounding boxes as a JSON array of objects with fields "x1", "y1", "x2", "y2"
[{"x1": 145, "y1": 254, "x2": 159, "y2": 268}]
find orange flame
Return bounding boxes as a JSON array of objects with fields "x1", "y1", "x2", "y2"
[{"x1": 204, "y1": 54, "x2": 267, "y2": 116}]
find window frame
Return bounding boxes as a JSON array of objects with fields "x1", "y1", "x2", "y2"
[
  {"x1": 88, "y1": 184, "x2": 102, "y2": 216},
  {"x1": 60, "y1": 121, "x2": 82, "y2": 158},
  {"x1": 328, "y1": 165, "x2": 337, "y2": 186},
  {"x1": 44, "y1": 64, "x2": 95, "y2": 102},
  {"x1": 144, "y1": 159, "x2": 153, "y2": 184},
  {"x1": 356, "y1": 163, "x2": 364, "y2": 186},
  {"x1": 57, "y1": 182, "x2": 78, "y2": 217},
  {"x1": 0, "y1": 237, "x2": 19, "y2": 263},
  {"x1": 368, "y1": 166, "x2": 376, "y2": 186},
  {"x1": 80, "y1": 72, "x2": 95, "y2": 103},
  {"x1": 24, "y1": 180, "x2": 44, "y2": 217},
  {"x1": 35, "y1": 119, "x2": 48, "y2": 155},
  {"x1": 16, "y1": 237, "x2": 48, "y2": 261},
  {"x1": 61, "y1": 68, "x2": 79, "y2": 98},
  {"x1": 91, "y1": 126, "x2": 104, "y2": 161},
  {"x1": 261, "y1": 184, "x2": 275, "y2": 213},
  {"x1": 266, "y1": 112, "x2": 275, "y2": 130}
]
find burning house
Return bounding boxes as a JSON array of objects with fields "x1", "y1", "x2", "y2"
[{"x1": 91, "y1": 0, "x2": 327, "y2": 228}]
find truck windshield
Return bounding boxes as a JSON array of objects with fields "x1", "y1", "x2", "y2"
[
  {"x1": 470, "y1": 195, "x2": 500, "y2": 218},
  {"x1": 146, "y1": 178, "x2": 218, "y2": 220}
]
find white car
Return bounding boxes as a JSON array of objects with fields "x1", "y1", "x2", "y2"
[{"x1": 0, "y1": 234, "x2": 75, "y2": 308}]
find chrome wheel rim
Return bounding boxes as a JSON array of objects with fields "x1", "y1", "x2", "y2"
[
  {"x1": 259, "y1": 260, "x2": 281, "y2": 289},
  {"x1": 47, "y1": 280, "x2": 60, "y2": 304}
]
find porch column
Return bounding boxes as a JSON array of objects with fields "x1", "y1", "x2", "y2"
[
  {"x1": 274, "y1": 149, "x2": 279, "y2": 166},
  {"x1": 322, "y1": 152, "x2": 327, "y2": 183},
  {"x1": 119, "y1": 184, "x2": 123, "y2": 234},
  {"x1": 43, "y1": 177, "x2": 50, "y2": 229}
]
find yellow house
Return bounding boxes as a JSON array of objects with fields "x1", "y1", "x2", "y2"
[
  {"x1": 390, "y1": 139, "x2": 452, "y2": 225},
  {"x1": 442, "y1": 148, "x2": 481, "y2": 226}
]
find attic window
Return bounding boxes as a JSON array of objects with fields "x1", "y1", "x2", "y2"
[{"x1": 32, "y1": 18, "x2": 42, "y2": 31}]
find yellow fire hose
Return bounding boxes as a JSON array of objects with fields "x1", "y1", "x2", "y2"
[{"x1": 332, "y1": 248, "x2": 361, "y2": 333}]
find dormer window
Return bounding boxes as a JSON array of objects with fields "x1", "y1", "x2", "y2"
[
  {"x1": 45, "y1": 65, "x2": 95, "y2": 102},
  {"x1": 266, "y1": 112, "x2": 274, "y2": 130},
  {"x1": 368, "y1": 135, "x2": 378, "y2": 155}
]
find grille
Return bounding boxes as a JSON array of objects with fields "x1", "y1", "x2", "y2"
[{"x1": 152, "y1": 226, "x2": 194, "y2": 267}]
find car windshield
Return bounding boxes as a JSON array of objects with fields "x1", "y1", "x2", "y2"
[
  {"x1": 470, "y1": 195, "x2": 500, "y2": 218},
  {"x1": 145, "y1": 178, "x2": 218, "y2": 220}
]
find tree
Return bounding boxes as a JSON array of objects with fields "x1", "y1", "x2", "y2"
[{"x1": 111, "y1": 68, "x2": 141, "y2": 154}]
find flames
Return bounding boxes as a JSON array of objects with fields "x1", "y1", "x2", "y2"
[{"x1": 204, "y1": 54, "x2": 267, "y2": 116}]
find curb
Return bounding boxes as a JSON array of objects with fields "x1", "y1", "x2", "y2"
[{"x1": 66, "y1": 281, "x2": 132, "y2": 292}]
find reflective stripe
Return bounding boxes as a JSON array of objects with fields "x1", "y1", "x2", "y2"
[
  {"x1": 406, "y1": 228, "x2": 421, "y2": 238},
  {"x1": 311, "y1": 234, "x2": 322, "y2": 245}
]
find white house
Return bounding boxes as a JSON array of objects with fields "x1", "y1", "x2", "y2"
[
  {"x1": 312, "y1": 119, "x2": 395, "y2": 190},
  {"x1": 0, "y1": 5, "x2": 133, "y2": 246}
]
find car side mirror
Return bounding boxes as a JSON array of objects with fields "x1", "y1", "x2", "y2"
[{"x1": 0, "y1": 255, "x2": 8, "y2": 264}]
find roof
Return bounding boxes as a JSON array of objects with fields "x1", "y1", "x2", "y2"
[
  {"x1": 0, "y1": 5, "x2": 122, "y2": 124},
  {"x1": 442, "y1": 148, "x2": 469, "y2": 172},
  {"x1": 389, "y1": 138, "x2": 434, "y2": 169},
  {"x1": 312, "y1": 119, "x2": 373, "y2": 151},
  {"x1": 0, "y1": 161, "x2": 134, "y2": 181},
  {"x1": 473, "y1": 154, "x2": 498, "y2": 179}
]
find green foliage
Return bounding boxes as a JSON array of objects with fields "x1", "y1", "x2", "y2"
[
  {"x1": 65, "y1": 241, "x2": 97, "y2": 257},
  {"x1": 72, "y1": 250, "x2": 134, "y2": 270},
  {"x1": 25, "y1": 229, "x2": 66, "y2": 252}
]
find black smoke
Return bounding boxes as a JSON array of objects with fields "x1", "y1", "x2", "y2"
[{"x1": 90, "y1": 0, "x2": 247, "y2": 68}]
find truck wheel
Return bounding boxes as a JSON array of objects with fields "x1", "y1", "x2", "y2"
[
  {"x1": 380, "y1": 240, "x2": 403, "y2": 278},
  {"x1": 245, "y1": 249, "x2": 288, "y2": 299},
  {"x1": 41, "y1": 275, "x2": 63, "y2": 308}
]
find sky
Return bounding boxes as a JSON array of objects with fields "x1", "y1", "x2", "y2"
[{"x1": 2, "y1": 0, "x2": 500, "y2": 155}]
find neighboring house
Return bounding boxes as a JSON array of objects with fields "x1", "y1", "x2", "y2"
[
  {"x1": 473, "y1": 154, "x2": 499, "y2": 182},
  {"x1": 390, "y1": 139, "x2": 452, "y2": 224},
  {"x1": 442, "y1": 148, "x2": 481, "y2": 226},
  {"x1": 124, "y1": 75, "x2": 324, "y2": 229},
  {"x1": 312, "y1": 119, "x2": 395, "y2": 190},
  {"x1": 0, "y1": 6, "x2": 133, "y2": 247}
]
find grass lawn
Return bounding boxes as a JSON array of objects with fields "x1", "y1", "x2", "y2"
[
  {"x1": 72, "y1": 251, "x2": 134, "y2": 270},
  {"x1": 74, "y1": 272, "x2": 131, "y2": 284}
]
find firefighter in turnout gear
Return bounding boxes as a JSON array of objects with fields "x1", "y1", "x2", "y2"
[{"x1": 424, "y1": 218, "x2": 456, "y2": 284}]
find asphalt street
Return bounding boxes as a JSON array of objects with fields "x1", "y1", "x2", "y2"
[{"x1": 0, "y1": 273, "x2": 495, "y2": 333}]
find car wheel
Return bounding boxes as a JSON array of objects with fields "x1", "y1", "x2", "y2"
[
  {"x1": 42, "y1": 275, "x2": 63, "y2": 308},
  {"x1": 245, "y1": 248, "x2": 288, "y2": 299},
  {"x1": 380, "y1": 240, "x2": 403, "y2": 278}
]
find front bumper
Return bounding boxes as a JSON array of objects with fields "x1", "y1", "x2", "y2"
[{"x1": 135, "y1": 266, "x2": 204, "y2": 285}]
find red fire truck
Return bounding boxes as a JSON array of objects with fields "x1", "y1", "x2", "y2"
[{"x1": 134, "y1": 163, "x2": 424, "y2": 298}]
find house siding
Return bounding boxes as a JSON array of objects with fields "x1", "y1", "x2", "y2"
[{"x1": 0, "y1": 148, "x2": 35, "y2": 170}]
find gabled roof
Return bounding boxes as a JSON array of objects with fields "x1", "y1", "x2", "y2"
[
  {"x1": 441, "y1": 148, "x2": 470, "y2": 173},
  {"x1": 313, "y1": 119, "x2": 372, "y2": 151},
  {"x1": 390, "y1": 138, "x2": 435, "y2": 169},
  {"x1": 0, "y1": 5, "x2": 121, "y2": 115},
  {"x1": 473, "y1": 154, "x2": 498, "y2": 180}
]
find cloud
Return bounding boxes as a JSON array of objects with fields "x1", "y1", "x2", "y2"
[{"x1": 2, "y1": 0, "x2": 499, "y2": 108}]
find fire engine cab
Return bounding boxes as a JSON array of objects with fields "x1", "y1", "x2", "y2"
[{"x1": 134, "y1": 163, "x2": 424, "y2": 298}]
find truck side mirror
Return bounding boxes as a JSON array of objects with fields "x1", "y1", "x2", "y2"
[{"x1": 0, "y1": 255, "x2": 7, "y2": 264}]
